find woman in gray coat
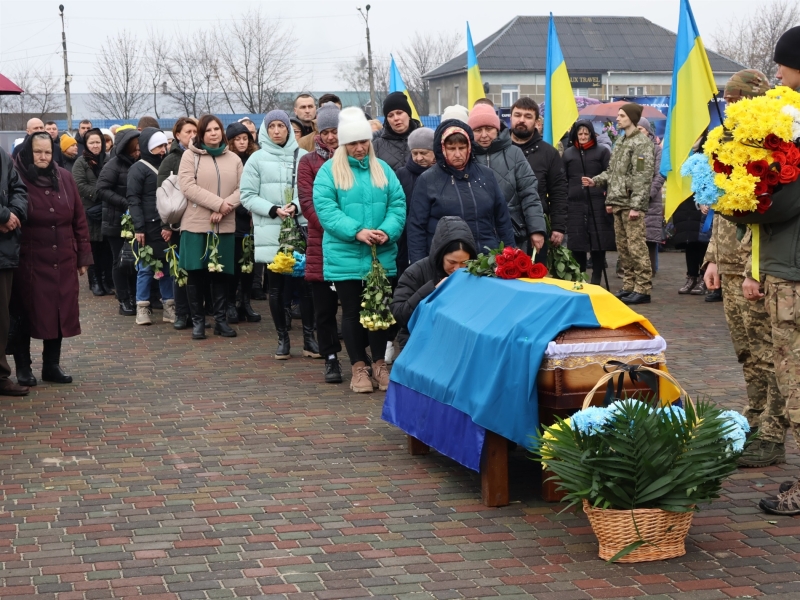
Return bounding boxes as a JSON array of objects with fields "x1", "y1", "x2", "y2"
[{"x1": 638, "y1": 117, "x2": 665, "y2": 274}]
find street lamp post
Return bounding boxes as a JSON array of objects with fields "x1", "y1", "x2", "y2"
[
  {"x1": 357, "y1": 5, "x2": 376, "y2": 117},
  {"x1": 59, "y1": 4, "x2": 73, "y2": 133}
]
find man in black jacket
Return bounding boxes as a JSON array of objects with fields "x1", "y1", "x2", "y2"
[
  {"x1": 373, "y1": 92, "x2": 420, "y2": 171},
  {"x1": 0, "y1": 148, "x2": 29, "y2": 396},
  {"x1": 510, "y1": 97, "x2": 568, "y2": 262}
]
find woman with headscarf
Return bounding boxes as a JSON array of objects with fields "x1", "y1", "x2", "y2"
[
  {"x1": 72, "y1": 128, "x2": 112, "y2": 297},
  {"x1": 562, "y1": 120, "x2": 613, "y2": 284},
  {"x1": 407, "y1": 119, "x2": 515, "y2": 263},
  {"x1": 11, "y1": 132, "x2": 93, "y2": 386},
  {"x1": 312, "y1": 107, "x2": 406, "y2": 393}
]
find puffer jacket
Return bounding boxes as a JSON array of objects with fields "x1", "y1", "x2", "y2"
[
  {"x1": 178, "y1": 143, "x2": 242, "y2": 235},
  {"x1": 473, "y1": 128, "x2": 546, "y2": 241},
  {"x1": 645, "y1": 140, "x2": 666, "y2": 243},
  {"x1": 240, "y1": 120, "x2": 307, "y2": 264},
  {"x1": 562, "y1": 121, "x2": 614, "y2": 252},
  {"x1": 127, "y1": 128, "x2": 169, "y2": 259},
  {"x1": 312, "y1": 152, "x2": 406, "y2": 281},
  {"x1": 407, "y1": 119, "x2": 515, "y2": 263},
  {"x1": 395, "y1": 156, "x2": 430, "y2": 276},
  {"x1": 391, "y1": 216, "x2": 475, "y2": 348},
  {"x1": 157, "y1": 139, "x2": 184, "y2": 187},
  {"x1": 297, "y1": 137, "x2": 334, "y2": 282},
  {"x1": 513, "y1": 130, "x2": 569, "y2": 233},
  {"x1": 96, "y1": 128, "x2": 140, "y2": 238},
  {"x1": 72, "y1": 155, "x2": 106, "y2": 244},
  {"x1": 671, "y1": 197, "x2": 711, "y2": 248},
  {"x1": 0, "y1": 148, "x2": 27, "y2": 270},
  {"x1": 372, "y1": 119, "x2": 419, "y2": 171}
]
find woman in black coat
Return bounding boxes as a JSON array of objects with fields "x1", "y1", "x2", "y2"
[
  {"x1": 562, "y1": 120, "x2": 613, "y2": 285},
  {"x1": 391, "y1": 216, "x2": 476, "y2": 350},
  {"x1": 96, "y1": 127, "x2": 140, "y2": 315}
]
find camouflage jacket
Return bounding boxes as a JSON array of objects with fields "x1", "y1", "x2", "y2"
[
  {"x1": 592, "y1": 129, "x2": 654, "y2": 212},
  {"x1": 703, "y1": 214, "x2": 750, "y2": 276}
]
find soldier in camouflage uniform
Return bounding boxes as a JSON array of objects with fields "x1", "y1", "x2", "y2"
[
  {"x1": 704, "y1": 70, "x2": 787, "y2": 468},
  {"x1": 584, "y1": 103, "x2": 654, "y2": 305}
]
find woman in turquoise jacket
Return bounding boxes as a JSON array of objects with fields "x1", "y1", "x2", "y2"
[
  {"x1": 313, "y1": 107, "x2": 406, "y2": 394},
  {"x1": 241, "y1": 110, "x2": 318, "y2": 360}
]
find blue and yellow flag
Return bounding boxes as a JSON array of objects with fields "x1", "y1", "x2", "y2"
[
  {"x1": 544, "y1": 13, "x2": 579, "y2": 146},
  {"x1": 389, "y1": 55, "x2": 420, "y2": 121},
  {"x1": 661, "y1": 0, "x2": 718, "y2": 220},
  {"x1": 467, "y1": 23, "x2": 485, "y2": 108}
]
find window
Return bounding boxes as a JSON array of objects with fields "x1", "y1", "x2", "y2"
[
  {"x1": 572, "y1": 88, "x2": 589, "y2": 98},
  {"x1": 455, "y1": 85, "x2": 460, "y2": 105},
  {"x1": 627, "y1": 86, "x2": 646, "y2": 96},
  {"x1": 501, "y1": 85, "x2": 519, "y2": 107}
]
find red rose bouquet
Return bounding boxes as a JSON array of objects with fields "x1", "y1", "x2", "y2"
[{"x1": 465, "y1": 243, "x2": 548, "y2": 279}]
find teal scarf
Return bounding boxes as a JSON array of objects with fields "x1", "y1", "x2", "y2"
[{"x1": 201, "y1": 143, "x2": 225, "y2": 157}]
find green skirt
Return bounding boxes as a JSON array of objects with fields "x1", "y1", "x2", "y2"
[{"x1": 179, "y1": 232, "x2": 235, "y2": 275}]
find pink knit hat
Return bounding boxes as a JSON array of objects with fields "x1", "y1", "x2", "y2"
[{"x1": 467, "y1": 103, "x2": 500, "y2": 130}]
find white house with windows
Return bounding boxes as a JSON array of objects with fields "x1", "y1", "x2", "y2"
[{"x1": 424, "y1": 16, "x2": 743, "y2": 113}]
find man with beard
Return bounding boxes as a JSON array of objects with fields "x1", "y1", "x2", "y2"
[{"x1": 509, "y1": 97, "x2": 568, "y2": 263}]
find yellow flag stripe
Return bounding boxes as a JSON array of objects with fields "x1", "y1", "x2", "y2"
[{"x1": 549, "y1": 61, "x2": 579, "y2": 145}]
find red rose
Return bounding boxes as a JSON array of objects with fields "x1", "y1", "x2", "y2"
[
  {"x1": 766, "y1": 169, "x2": 781, "y2": 186},
  {"x1": 754, "y1": 179, "x2": 769, "y2": 196},
  {"x1": 497, "y1": 264, "x2": 521, "y2": 279},
  {"x1": 514, "y1": 253, "x2": 532, "y2": 272},
  {"x1": 746, "y1": 160, "x2": 769, "y2": 178},
  {"x1": 779, "y1": 140, "x2": 795, "y2": 153},
  {"x1": 756, "y1": 196, "x2": 773, "y2": 214},
  {"x1": 764, "y1": 134, "x2": 782, "y2": 150},
  {"x1": 779, "y1": 164, "x2": 799, "y2": 184},
  {"x1": 502, "y1": 246, "x2": 516, "y2": 258},
  {"x1": 772, "y1": 151, "x2": 787, "y2": 167},
  {"x1": 786, "y1": 145, "x2": 800, "y2": 166},
  {"x1": 495, "y1": 254, "x2": 508, "y2": 267},
  {"x1": 713, "y1": 160, "x2": 732, "y2": 175},
  {"x1": 529, "y1": 263, "x2": 548, "y2": 279}
]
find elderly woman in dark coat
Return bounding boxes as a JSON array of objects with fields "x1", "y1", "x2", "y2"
[
  {"x1": 72, "y1": 127, "x2": 111, "y2": 297},
  {"x1": 11, "y1": 132, "x2": 93, "y2": 386},
  {"x1": 563, "y1": 120, "x2": 613, "y2": 285}
]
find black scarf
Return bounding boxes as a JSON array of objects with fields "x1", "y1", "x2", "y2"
[
  {"x1": 13, "y1": 132, "x2": 59, "y2": 191},
  {"x1": 81, "y1": 128, "x2": 107, "y2": 177}
]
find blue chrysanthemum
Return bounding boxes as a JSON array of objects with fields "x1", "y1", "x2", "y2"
[
  {"x1": 680, "y1": 153, "x2": 723, "y2": 206},
  {"x1": 570, "y1": 406, "x2": 610, "y2": 436},
  {"x1": 658, "y1": 404, "x2": 687, "y2": 422},
  {"x1": 608, "y1": 399, "x2": 652, "y2": 417},
  {"x1": 719, "y1": 410, "x2": 749, "y2": 454},
  {"x1": 291, "y1": 251, "x2": 306, "y2": 278}
]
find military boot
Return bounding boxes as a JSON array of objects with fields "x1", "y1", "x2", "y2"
[{"x1": 737, "y1": 439, "x2": 785, "y2": 468}]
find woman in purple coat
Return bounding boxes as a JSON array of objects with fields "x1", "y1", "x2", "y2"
[{"x1": 11, "y1": 132, "x2": 93, "y2": 386}]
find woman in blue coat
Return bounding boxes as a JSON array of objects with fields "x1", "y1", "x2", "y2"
[
  {"x1": 406, "y1": 119, "x2": 515, "y2": 263},
  {"x1": 313, "y1": 107, "x2": 406, "y2": 394}
]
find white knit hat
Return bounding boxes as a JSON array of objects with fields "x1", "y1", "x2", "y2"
[
  {"x1": 337, "y1": 107, "x2": 373, "y2": 145},
  {"x1": 441, "y1": 105, "x2": 470, "y2": 124}
]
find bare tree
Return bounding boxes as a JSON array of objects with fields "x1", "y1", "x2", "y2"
[
  {"x1": 164, "y1": 31, "x2": 225, "y2": 117},
  {"x1": 144, "y1": 29, "x2": 170, "y2": 119},
  {"x1": 336, "y1": 53, "x2": 389, "y2": 114},
  {"x1": 88, "y1": 31, "x2": 148, "y2": 119},
  {"x1": 217, "y1": 8, "x2": 297, "y2": 113},
  {"x1": 397, "y1": 31, "x2": 462, "y2": 115},
  {"x1": 711, "y1": 0, "x2": 800, "y2": 82},
  {"x1": 0, "y1": 65, "x2": 64, "y2": 124}
]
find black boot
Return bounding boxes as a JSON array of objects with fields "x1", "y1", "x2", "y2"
[
  {"x1": 88, "y1": 265, "x2": 105, "y2": 297},
  {"x1": 284, "y1": 306, "x2": 292, "y2": 331},
  {"x1": 41, "y1": 338, "x2": 72, "y2": 384},
  {"x1": 13, "y1": 337, "x2": 36, "y2": 387},
  {"x1": 270, "y1": 296, "x2": 290, "y2": 359},
  {"x1": 276, "y1": 329, "x2": 290, "y2": 360},
  {"x1": 101, "y1": 269, "x2": 115, "y2": 296},
  {"x1": 226, "y1": 303, "x2": 240, "y2": 325},
  {"x1": 173, "y1": 313, "x2": 189, "y2": 330},
  {"x1": 211, "y1": 282, "x2": 237, "y2": 337},
  {"x1": 590, "y1": 268, "x2": 603, "y2": 286},
  {"x1": 324, "y1": 356, "x2": 343, "y2": 384},
  {"x1": 118, "y1": 297, "x2": 136, "y2": 316},
  {"x1": 300, "y1": 283, "x2": 320, "y2": 358},
  {"x1": 186, "y1": 284, "x2": 207, "y2": 340},
  {"x1": 238, "y1": 291, "x2": 262, "y2": 322}
]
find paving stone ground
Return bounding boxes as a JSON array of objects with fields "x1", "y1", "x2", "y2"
[{"x1": 1, "y1": 251, "x2": 799, "y2": 600}]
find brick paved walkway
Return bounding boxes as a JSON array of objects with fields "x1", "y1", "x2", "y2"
[{"x1": 1, "y1": 251, "x2": 798, "y2": 600}]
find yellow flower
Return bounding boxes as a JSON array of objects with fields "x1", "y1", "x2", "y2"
[{"x1": 540, "y1": 418, "x2": 572, "y2": 469}]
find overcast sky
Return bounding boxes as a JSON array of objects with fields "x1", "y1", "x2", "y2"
[{"x1": 1, "y1": 0, "x2": 757, "y2": 93}]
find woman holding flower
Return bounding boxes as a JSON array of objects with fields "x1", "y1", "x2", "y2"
[
  {"x1": 313, "y1": 107, "x2": 406, "y2": 393},
  {"x1": 178, "y1": 114, "x2": 242, "y2": 340}
]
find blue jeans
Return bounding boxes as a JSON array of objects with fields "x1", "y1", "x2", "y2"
[{"x1": 136, "y1": 264, "x2": 174, "y2": 302}]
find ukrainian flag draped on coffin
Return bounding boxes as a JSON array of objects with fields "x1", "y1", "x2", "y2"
[
  {"x1": 543, "y1": 13, "x2": 579, "y2": 146},
  {"x1": 389, "y1": 55, "x2": 420, "y2": 121},
  {"x1": 661, "y1": 0, "x2": 719, "y2": 220}
]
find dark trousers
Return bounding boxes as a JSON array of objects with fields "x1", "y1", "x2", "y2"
[
  {"x1": 171, "y1": 231, "x2": 189, "y2": 318},
  {"x1": 336, "y1": 280, "x2": 391, "y2": 366},
  {"x1": 0, "y1": 270, "x2": 12, "y2": 381},
  {"x1": 228, "y1": 236, "x2": 255, "y2": 305},
  {"x1": 90, "y1": 240, "x2": 113, "y2": 286},
  {"x1": 685, "y1": 242, "x2": 709, "y2": 278},
  {"x1": 106, "y1": 235, "x2": 132, "y2": 301},
  {"x1": 267, "y1": 272, "x2": 313, "y2": 331},
  {"x1": 311, "y1": 281, "x2": 341, "y2": 358}
]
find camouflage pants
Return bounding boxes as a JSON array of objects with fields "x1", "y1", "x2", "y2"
[
  {"x1": 724, "y1": 275, "x2": 786, "y2": 442},
  {"x1": 765, "y1": 276, "x2": 800, "y2": 442},
  {"x1": 613, "y1": 209, "x2": 652, "y2": 295}
]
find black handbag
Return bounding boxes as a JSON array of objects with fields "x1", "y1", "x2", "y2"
[
  {"x1": 85, "y1": 203, "x2": 103, "y2": 222},
  {"x1": 117, "y1": 239, "x2": 136, "y2": 269}
]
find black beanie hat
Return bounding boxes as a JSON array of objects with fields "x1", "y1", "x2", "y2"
[
  {"x1": 774, "y1": 26, "x2": 800, "y2": 71},
  {"x1": 383, "y1": 91, "x2": 412, "y2": 118},
  {"x1": 621, "y1": 102, "x2": 643, "y2": 126}
]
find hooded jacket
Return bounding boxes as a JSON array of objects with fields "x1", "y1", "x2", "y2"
[
  {"x1": 72, "y1": 128, "x2": 107, "y2": 242},
  {"x1": 157, "y1": 138, "x2": 184, "y2": 188},
  {"x1": 512, "y1": 129, "x2": 569, "y2": 233},
  {"x1": 372, "y1": 119, "x2": 419, "y2": 171},
  {"x1": 96, "y1": 128, "x2": 140, "y2": 237},
  {"x1": 562, "y1": 120, "x2": 615, "y2": 252},
  {"x1": 297, "y1": 136, "x2": 335, "y2": 282},
  {"x1": 127, "y1": 128, "x2": 169, "y2": 257},
  {"x1": 391, "y1": 216, "x2": 475, "y2": 348},
  {"x1": 240, "y1": 120, "x2": 307, "y2": 264},
  {"x1": 0, "y1": 148, "x2": 27, "y2": 270},
  {"x1": 407, "y1": 119, "x2": 515, "y2": 263},
  {"x1": 473, "y1": 128, "x2": 546, "y2": 241}
]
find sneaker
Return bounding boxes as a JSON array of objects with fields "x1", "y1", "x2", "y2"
[
  {"x1": 737, "y1": 439, "x2": 786, "y2": 468},
  {"x1": 679, "y1": 276, "x2": 697, "y2": 294},
  {"x1": 690, "y1": 279, "x2": 708, "y2": 295},
  {"x1": 350, "y1": 361, "x2": 373, "y2": 393},
  {"x1": 324, "y1": 358, "x2": 343, "y2": 384},
  {"x1": 760, "y1": 480, "x2": 800, "y2": 515},
  {"x1": 162, "y1": 299, "x2": 176, "y2": 323},
  {"x1": 136, "y1": 301, "x2": 152, "y2": 325},
  {"x1": 779, "y1": 480, "x2": 794, "y2": 494},
  {"x1": 371, "y1": 359, "x2": 390, "y2": 391},
  {"x1": 384, "y1": 340, "x2": 396, "y2": 365}
]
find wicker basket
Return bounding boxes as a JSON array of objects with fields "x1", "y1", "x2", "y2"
[
  {"x1": 578, "y1": 365, "x2": 695, "y2": 562},
  {"x1": 583, "y1": 500, "x2": 694, "y2": 562}
]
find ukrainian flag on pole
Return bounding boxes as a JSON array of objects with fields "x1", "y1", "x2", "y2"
[
  {"x1": 544, "y1": 13, "x2": 579, "y2": 146},
  {"x1": 389, "y1": 55, "x2": 420, "y2": 121},
  {"x1": 467, "y1": 23, "x2": 485, "y2": 108},
  {"x1": 661, "y1": 0, "x2": 718, "y2": 220}
]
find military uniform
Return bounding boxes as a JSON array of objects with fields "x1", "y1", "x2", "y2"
[
  {"x1": 704, "y1": 215, "x2": 786, "y2": 442},
  {"x1": 593, "y1": 128, "x2": 654, "y2": 295}
]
